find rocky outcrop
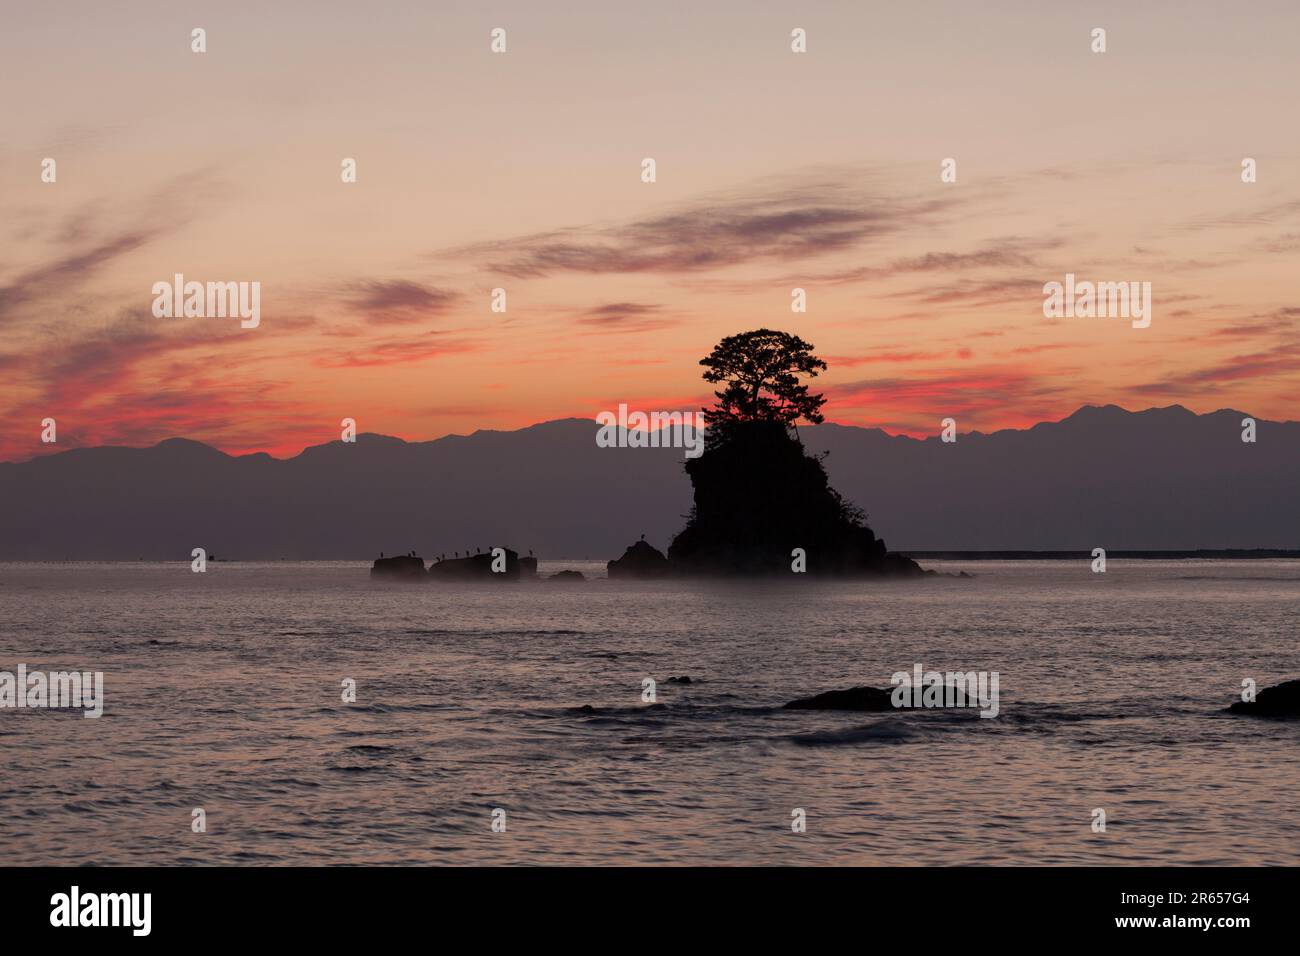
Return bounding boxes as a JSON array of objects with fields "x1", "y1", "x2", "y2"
[
  {"x1": 547, "y1": 570, "x2": 585, "y2": 582},
  {"x1": 1229, "y1": 678, "x2": 1300, "y2": 717},
  {"x1": 666, "y1": 421, "x2": 926, "y2": 577},
  {"x1": 607, "y1": 539, "x2": 671, "y2": 579},
  {"x1": 370, "y1": 554, "x2": 426, "y2": 579},
  {"x1": 784, "y1": 686, "x2": 895, "y2": 711},
  {"x1": 784, "y1": 682, "x2": 979, "y2": 711},
  {"x1": 428, "y1": 548, "x2": 537, "y2": 581}
]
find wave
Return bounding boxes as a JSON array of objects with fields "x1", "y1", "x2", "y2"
[
  {"x1": 404, "y1": 628, "x2": 585, "y2": 637},
  {"x1": 786, "y1": 720, "x2": 918, "y2": 746}
]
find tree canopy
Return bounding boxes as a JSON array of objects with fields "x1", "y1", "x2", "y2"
[{"x1": 699, "y1": 329, "x2": 828, "y2": 435}]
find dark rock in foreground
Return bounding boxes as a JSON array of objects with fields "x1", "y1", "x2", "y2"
[
  {"x1": 1229, "y1": 678, "x2": 1300, "y2": 717},
  {"x1": 784, "y1": 686, "x2": 895, "y2": 711},
  {"x1": 784, "y1": 682, "x2": 980, "y2": 711},
  {"x1": 370, "y1": 554, "x2": 426, "y2": 579},
  {"x1": 607, "y1": 539, "x2": 671, "y2": 579},
  {"x1": 428, "y1": 548, "x2": 537, "y2": 581}
]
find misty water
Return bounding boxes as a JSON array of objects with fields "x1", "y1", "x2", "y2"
[{"x1": 1, "y1": 559, "x2": 1297, "y2": 865}]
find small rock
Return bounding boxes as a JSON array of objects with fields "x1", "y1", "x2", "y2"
[
  {"x1": 784, "y1": 686, "x2": 894, "y2": 711},
  {"x1": 784, "y1": 683, "x2": 979, "y2": 711},
  {"x1": 1229, "y1": 678, "x2": 1300, "y2": 717},
  {"x1": 547, "y1": 570, "x2": 586, "y2": 581},
  {"x1": 607, "y1": 540, "x2": 670, "y2": 579},
  {"x1": 370, "y1": 554, "x2": 426, "y2": 579}
]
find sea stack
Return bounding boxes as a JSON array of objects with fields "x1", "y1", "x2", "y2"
[
  {"x1": 607, "y1": 539, "x2": 671, "y2": 579},
  {"x1": 370, "y1": 554, "x2": 426, "y2": 579},
  {"x1": 428, "y1": 548, "x2": 537, "y2": 581},
  {"x1": 666, "y1": 420, "x2": 926, "y2": 577}
]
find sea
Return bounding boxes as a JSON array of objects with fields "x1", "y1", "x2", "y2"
[{"x1": 1, "y1": 559, "x2": 1297, "y2": 865}]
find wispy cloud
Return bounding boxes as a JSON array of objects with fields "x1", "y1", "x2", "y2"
[
  {"x1": 0, "y1": 230, "x2": 155, "y2": 323},
  {"x1": 889, "y1": 276, "x2": 1044, "y2": 308},
  {"x1": 313, "y1": 332, "x2": 479, "y2": 368},
  {"x1": 810, "y1": 236, "x2": 1063, "y2": 285},
  {"x1": 826, "y1": 350, "x2": 954, "y2": 366},
  {"x1": 0, "y1": 169, "x2": 227, "y2": 327},
  {"x1": 454, "y1": 171, "x2": 960, "y2": 278},
  {"x1": 1178, "y1": 196, "x2": 1300, "y2": 233},
  {"x1": 1131, "y1": 342, "x2": 1300, "y2": 397},
  {"x1": 344, "y1": 280, "x2": 460, "y2": 324},
  {"x1": 1200, "y1": 307, "x2": 1300, "y2": 341},
  {"x1": 574, "y1": 301, "x2": 676, "y2": 332}
]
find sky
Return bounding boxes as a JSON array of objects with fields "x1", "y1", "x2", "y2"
[{"x1": 2, "y1": 0, "x2": 1298, "y2": 461}]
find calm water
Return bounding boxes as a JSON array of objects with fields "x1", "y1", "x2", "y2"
[{"x1": 1, "y1": 560, "x2": 1297, "y2": 865}]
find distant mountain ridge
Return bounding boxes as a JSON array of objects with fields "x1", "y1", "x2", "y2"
[{"x1": 1, "y1": 405, "x2": 1296, "y2": 559}]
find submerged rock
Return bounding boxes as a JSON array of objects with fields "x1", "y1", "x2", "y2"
[
  {"x1": 784, "y1": 682, "x2": 980, "y2": 711},
  {"x1": 547, "y1": 570, "x2": 585, "y2": 581},
  {"x1": 784, "y1": 686, "x2": 894, "y2": 711},
  {"x1": 370, "y1": 554, "x2": 426, "y2": 579},
  {"x1": 607, "y1": 539, "x2": 671, "y2": 579},
  {"x1": 1229, "y1": 678, "x2": 1300, "y2": 717}
]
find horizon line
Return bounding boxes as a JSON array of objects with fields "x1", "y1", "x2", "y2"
[{"x1": 2, "y1": 401, "x2": 1289, "y2": 467}]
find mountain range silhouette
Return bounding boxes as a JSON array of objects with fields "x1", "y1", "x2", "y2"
[{"x1": 1, "y1": 404, "x2": 1295, "y2": 559}]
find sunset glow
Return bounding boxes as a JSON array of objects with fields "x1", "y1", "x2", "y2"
[{"x1": 3, "y1": 1, "x2": 1297, "y2": 462}]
